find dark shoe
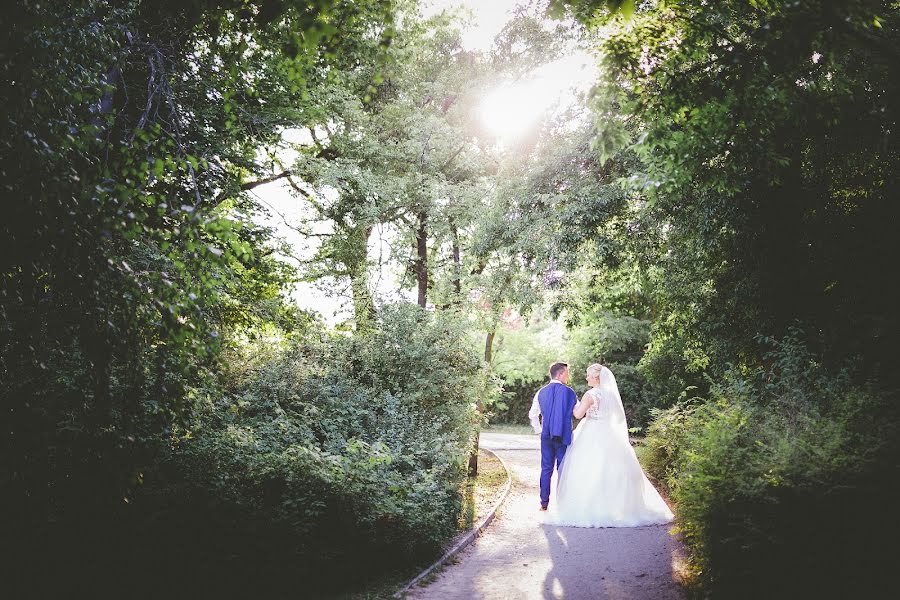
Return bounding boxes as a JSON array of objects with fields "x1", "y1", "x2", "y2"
[{"x1": 539, "y1": 505, "x2": 548, "y2": 511}]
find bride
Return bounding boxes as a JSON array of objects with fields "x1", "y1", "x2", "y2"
[{"x1": 544, "y1": 363, "x2": 674, "y2": 528}]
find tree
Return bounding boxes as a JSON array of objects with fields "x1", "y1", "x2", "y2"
[
  {"x1": 549, "y1": 1, "x2": 900, "y2": 595},
  {"x1": 281, "y1": 8, "x2": 494, "y2": 323},
  {"x1": 0, "y1": 0, "x2": 393, "y2": 534},
  {"x1": 558, "y1": 0, "x2": 900, "y2": 388}
]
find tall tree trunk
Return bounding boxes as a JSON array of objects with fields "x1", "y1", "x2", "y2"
[
  {"x1": 415, "y1": 210, "x2": 428, "y2": 308},
  {"x1": 484, "y1": 329, "x2": 496, "y2": 364},
  {"x1": 450, "y1": 217, "x2": 462, "y2": 306},
  {"x1": 468, "y1": 328, "x2": 496, "y2": 477},
  {"x1": 350, "y1": 226, "x2": 375, "y2": 328}
]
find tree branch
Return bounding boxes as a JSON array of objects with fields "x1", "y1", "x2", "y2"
[
  {"x1": 240, "y1": 170, "x2": 295, "y2": 192},
  {"x1": 441, "y1": 144, "x2": 467, "y2": 171}
]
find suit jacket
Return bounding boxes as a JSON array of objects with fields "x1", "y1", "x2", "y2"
[{"x1": 536, "y1": 382, "x2": 577, "y2": 445}]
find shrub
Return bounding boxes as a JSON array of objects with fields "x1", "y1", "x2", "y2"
[
  {"x1": 141, "y1": 304, "x2": 483, "y2": 595},
  {"x1": 567, "y1": 312, "x2": 658, "y2": 428},
  {"x1": 489, "y1": 312, "x2": 659, "y2": 428},
  {"x1": 489, "y1": 315, "x2": 567, "y2": 424},
  {"x1": 2, "y1": 304, "x2": 484, "y2": 598},
  {"x1": 641, "y1": 334, "x2": 899, "y2": 599},
  {"x1": 640, "y1": 397, "x2": 699, "y2": 493},
  {"x1": 491, "y1": 380, "x2": 540, "y2": 425}
]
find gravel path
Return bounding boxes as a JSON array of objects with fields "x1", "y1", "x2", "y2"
[{"x1": 404, "y1": 432, "x2": 687, "y2": 600}]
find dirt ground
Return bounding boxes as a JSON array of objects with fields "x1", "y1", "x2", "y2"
[{"x1": 403, "y1": 432, "x2": 687, "y2": 600}]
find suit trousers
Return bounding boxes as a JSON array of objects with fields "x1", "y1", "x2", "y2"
[{"x1": 539, "y1": 436, "x2": 568, "y2": 507}]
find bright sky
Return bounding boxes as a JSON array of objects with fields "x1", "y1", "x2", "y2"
[
  {"x1": 427, "y1": 0, "x2": 596, "y2": 140},
  {"x1": 480, "y1": 54, "x2": 596, "y2": 140},
  {"x1": 255, "y1": 0, "x2": 598, "y2": 324},
  {"x1": 424, "y1": 0, "x2": 525, "y2": 50}
]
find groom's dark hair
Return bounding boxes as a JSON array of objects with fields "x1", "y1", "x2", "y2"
[{"x1": 549, "y1": 362, "x2": 569, "y2": 379}]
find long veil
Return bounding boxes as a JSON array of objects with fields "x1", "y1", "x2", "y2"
[
  {"x1": 547, "y1": 365, "x2": 674, "y2": 527},
  {"x1": 599, "y1": 365, "x2": 630, "y2": 444}
]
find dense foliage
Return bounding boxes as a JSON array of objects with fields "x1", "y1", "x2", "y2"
[
  {"x1": 488, "y1": 307, "x2": 656, "y2": 428},
  {"x1": 583, "y1": 0, "x2": 900, "y2": 389},
  {"x1": 4, "y1": 0, "x2": 898, "y2": 597},
  {"x1": 642, "y1": 334, "x2": 898, "y2": 598},
  {"x1": 2, "y1": 0, "x2": 393, "y2": 512},
  {"x1": 139, "y1": 306, "x2": 481, "y2": 596},
  {"x1": 0, "y1": 0, "x2": 488, "y2": 596},
  {"x1": 554, "y1": 0, "x2": 900, "y2": 597},
  {"x1": 488, "y1": 313, "x2": 566, "y2": 424}
]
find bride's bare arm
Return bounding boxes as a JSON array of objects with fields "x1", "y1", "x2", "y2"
[{"x1": 573, "y1": 391, "x2": 594, "y2": 419}]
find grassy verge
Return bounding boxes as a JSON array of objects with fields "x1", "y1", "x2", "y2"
[
  {"x1": 633, "y1": 442, "x2": 649, "y2": 465},
  {"x1": 459, "y1": 450, "x2": 508, "y2": 530}
]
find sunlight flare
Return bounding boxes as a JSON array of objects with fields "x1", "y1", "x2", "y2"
[
  {"x1": 479, "y1": 51, "x2": 597, "y2": 141},
  {"x1": 480, "y1": 79, "x2": 556, "y2": 138}
]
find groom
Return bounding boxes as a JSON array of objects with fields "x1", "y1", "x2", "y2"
[{"x1": 528, "y1": 362, "x2": 577, "y2": 511}]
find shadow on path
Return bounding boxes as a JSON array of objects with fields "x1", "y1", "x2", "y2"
[
  {"x1": 405, "y1": 432, "x2": 686, "y2": 599},
  {"x1": 540, "y1": 523, "x2": 684, "y2": 599}
]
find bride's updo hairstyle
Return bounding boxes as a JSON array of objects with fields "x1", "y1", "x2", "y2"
[{"x1": 586, "y1": 363, "x2": 604, "y2": 380}]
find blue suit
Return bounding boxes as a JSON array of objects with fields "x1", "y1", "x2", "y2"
[{"x1": 537, "y1": 382, "x2": 577, "y2": 508}]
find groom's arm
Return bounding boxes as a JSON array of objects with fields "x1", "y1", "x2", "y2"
[{"x1": 528, "y1": 390, "x2": 542, "y2": 434}]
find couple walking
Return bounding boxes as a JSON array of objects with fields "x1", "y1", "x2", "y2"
[{"x1": 528, "y1": 362, "x2": 673, "y2": 527}]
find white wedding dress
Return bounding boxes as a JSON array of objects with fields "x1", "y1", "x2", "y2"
[{"x1": 544, "y1": 367, "x2": 674, "y2": 528}]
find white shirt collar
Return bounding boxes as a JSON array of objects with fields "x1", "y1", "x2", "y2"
[{"x1": 549, "y1": 379, "x2": 563, "y2": 384}]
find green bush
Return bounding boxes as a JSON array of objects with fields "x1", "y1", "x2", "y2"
[
  {"x1": 488, "y1": 315, "x2": 567, "y2": 424},
  {"x1": 640, "y1": 396, "x2": 699, "y2": 494},
  {"x1": 143, "y1": 304, "x2": 482, "y2": 595},
  {"x1": 641, "y1": 334, "x2": 899, "y2": 599},
  {"x1": 488, "y1": 312, "x2": 659, "y2": 428},
  {"x1": 3, "y1": 305, "x2": 483, "y2": 598},
  {"x1": 490, "y1": 380, "x2": 536, "y2": 425},
  {"x1": 567, "y1": 312, "x2": 658, "y2": 428}
]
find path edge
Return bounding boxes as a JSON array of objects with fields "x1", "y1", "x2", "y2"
[{"x1": 392, "y1": 446, "x2": 513, "y2": 598}]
